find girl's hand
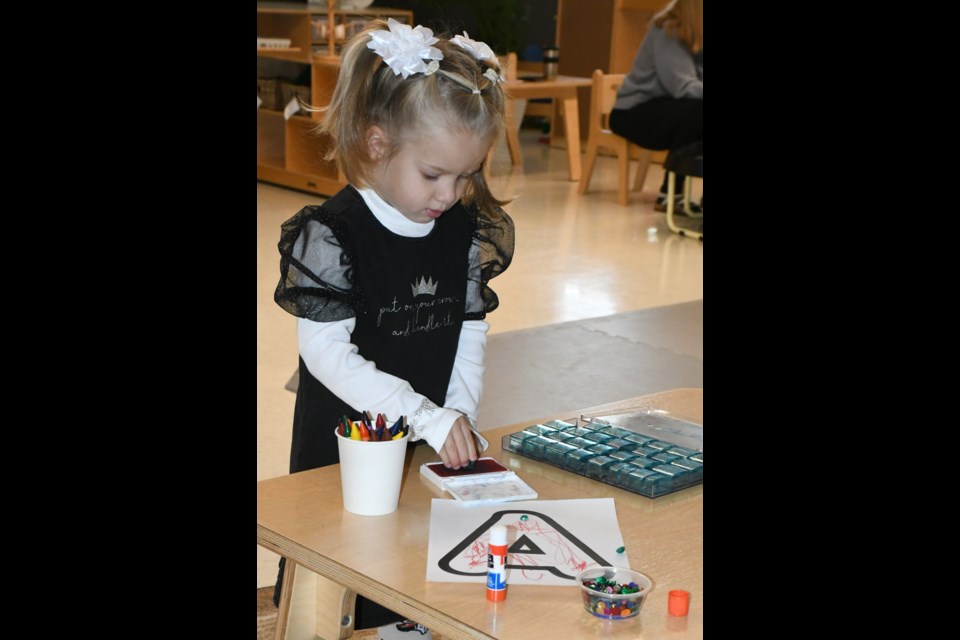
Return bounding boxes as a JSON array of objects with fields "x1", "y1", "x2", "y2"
[{"x1": 438, "y1": 415, "x2": 478, "y2": 469}]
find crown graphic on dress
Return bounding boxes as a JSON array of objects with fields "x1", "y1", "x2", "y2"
[{"x1": 411, "y1": 276, "x2": 438, "y2": 297}]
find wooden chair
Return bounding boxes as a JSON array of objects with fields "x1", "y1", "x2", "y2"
[{"x1": 577, "y1": 69, "x2": 652, "y2": 206}]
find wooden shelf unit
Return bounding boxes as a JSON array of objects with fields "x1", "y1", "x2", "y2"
[{"x1": 257, "y1": 2, "x2": 413, "y2": 196}]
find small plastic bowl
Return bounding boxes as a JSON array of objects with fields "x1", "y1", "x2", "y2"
[{"x1": 577, "y1": 567, "x2": 653, "y2": 620}]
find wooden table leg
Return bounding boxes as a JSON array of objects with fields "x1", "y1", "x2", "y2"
[
  {"x1": 273, "y1": 559, "x2": 357, "y2": 640},
  {"x1": 274, "y1": 559, "x2": 297, "y2": 640},
  {"x1": 505, "y1": 99, "x2": 522, "y2": 165},
  {"x1": 316, "y1": 575, "x2": 357, "y2": 640},
  {"x1": 560, "y1": 95, "x2": 581, "y2": 181}
]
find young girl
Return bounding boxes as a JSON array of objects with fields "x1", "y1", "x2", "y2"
[
  {"x1": 609, "y1": 0, "x2": 703, "y2": 212},
  {"x1": 272, "y1": 19, "x2": 514, "y2": 626}
]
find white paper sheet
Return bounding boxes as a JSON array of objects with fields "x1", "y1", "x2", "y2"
[{"x1": 426, "y1": 498, "x2": 630, "y2": 586}]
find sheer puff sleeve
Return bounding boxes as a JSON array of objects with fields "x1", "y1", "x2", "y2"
[
  {"x1": 464, "y1": 203, "x2": 515, "y2": 320},
  {"x1": 274, "y1": 206, "x2": 363, "y2": 322}
]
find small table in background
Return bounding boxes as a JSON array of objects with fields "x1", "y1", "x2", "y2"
[{"x1": 502, "y1": 76, "x2": 592, "y2": 182}]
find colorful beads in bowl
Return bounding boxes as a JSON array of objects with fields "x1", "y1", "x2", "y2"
[{"x1": 577, "y1": 567, "x2": 652, "y2": 620}]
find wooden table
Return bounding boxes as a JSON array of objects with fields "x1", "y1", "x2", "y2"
[
  {"x1": 502, "y1": 76, "x2": 592, "y2": 182},
  {"x1": 258, "y1": 388, "x2": 703, "y2": 640}
]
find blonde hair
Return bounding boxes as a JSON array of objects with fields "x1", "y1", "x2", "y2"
[
  {"x1": 316, "y1": 20, "x2": 508, "y2": 212},
  {"x1": 654, "y1": 0, "x2": 703, "y2": 54}
]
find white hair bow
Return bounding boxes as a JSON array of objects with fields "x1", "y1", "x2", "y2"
[
  {"x1": 450, "y1": 32, "x2": 496, "y2": 62},
  {"x1": 368, "y1": 18, "x2": 443, "y2": 79}
]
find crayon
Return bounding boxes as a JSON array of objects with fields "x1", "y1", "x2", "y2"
[
  {"x1": 356, "y1": 421, "x2": 370, "y2": 441},
  {"x1": 339, "y1": 414, "x2": 412, "y2": 442}
]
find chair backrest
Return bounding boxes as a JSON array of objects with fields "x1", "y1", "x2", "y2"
[{"x1": 589, "y1": 69, "x2": 626, "y2": 132}]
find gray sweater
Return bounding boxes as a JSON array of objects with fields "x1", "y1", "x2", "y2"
[{"x1": 613, "y1": 25, "x2": 703, "y2": 110}]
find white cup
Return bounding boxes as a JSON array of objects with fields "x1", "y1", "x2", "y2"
[{"x1": 335, "y1": 427, "x2": 410, "y2": 515}]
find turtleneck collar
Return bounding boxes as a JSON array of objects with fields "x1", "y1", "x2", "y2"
[{"x1": 355, "y1": 187, "x2": 435, "y2": 238}]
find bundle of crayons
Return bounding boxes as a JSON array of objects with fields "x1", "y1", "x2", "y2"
[{"x1": 337, "y1": 411, "x2": 409, "y2": 441}]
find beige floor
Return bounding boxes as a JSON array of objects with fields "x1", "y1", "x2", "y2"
[{"x1": 257, "y1": 129, "x2": 703, "y2": 589}]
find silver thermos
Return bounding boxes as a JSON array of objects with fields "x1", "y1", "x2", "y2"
[{"x1": 543, "y1": 46, "x2": 559, "y2": 80}]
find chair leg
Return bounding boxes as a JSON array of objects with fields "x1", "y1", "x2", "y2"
[
  {"x1": 632, "y1": 147, "x2": 651, "y2": 193},
  {"x1": 617, "y1": 145, "x2": 630, "y2": 206},
  {"x1": 683, "y1": 178, "x2": 702, "y2": 218},
  {"x1": 578, "y1": 139, "x2": 599, "y2": 195}
]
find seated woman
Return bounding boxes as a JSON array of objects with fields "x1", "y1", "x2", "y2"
[{"x1": 609, "y1": 0, "x2": 702, "y2": 213}]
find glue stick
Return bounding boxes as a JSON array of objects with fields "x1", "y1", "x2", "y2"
[{"x1": 486, "y1": 525, "x2": 508, "y2": 601}]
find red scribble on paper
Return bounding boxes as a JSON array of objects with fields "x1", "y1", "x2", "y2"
[
  {"x1": 463, "y1": 539, "x2": 488, "y2": 570},
  {"x1": 458, "y1": 517, "x2": 591, "y2": 579}
]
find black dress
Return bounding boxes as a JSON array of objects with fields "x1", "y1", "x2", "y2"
[{"x1": 275, "y1": 185, "x2": 513, "y2": 472}]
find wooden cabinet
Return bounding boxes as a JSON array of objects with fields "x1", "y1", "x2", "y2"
[
  {"x1": 558, "y1": 0, "x2": 663, "y2": 75},
  {"x1": 257, "y1": 2, "x2": 414, "y2": 196},
  {"x1": 557, "y1": 0, "x2": 664, "y2": 141}
]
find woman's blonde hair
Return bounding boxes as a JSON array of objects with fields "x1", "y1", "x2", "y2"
[
  {"x1": 654, "y1": 0, "x2": 703, "y2": 54},
  {"x1": 315, "y1": 20, "x2": 508, "y2": 212}
]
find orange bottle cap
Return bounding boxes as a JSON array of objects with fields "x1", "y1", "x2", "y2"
[{"x1": 668, "y1": 589, "x2": 690, "y2": 616}]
